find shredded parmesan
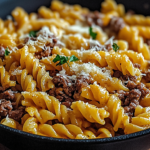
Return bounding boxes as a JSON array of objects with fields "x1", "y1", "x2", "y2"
[
  {"x1": 70, "y1": 62, "x2": 111, "y2": 79},
  {"x1": 11, "y1": 68, "x2": 22, "y2": 76}
]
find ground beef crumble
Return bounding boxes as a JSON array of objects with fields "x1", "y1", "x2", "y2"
[
  {"x1": 143, "y1": 70, "x2": 150, "y2": 82},
  {"x1": 24, "y1": 34, "x2": 60, "y2": 59},
  {"x1": 0, "y1": 89, "x2": 25, "y2": 122},
  {"x1": 18, "y1": 29, "x2": 62, "y2": 59},
  {"x1": 49, "y1": 70, "x2": 59, "y2": 77},
  {"x1": 115, "y1": 128, "x2": 125, "y2": 136},
  {"x1": 0, "y1": 46, "x2": 5, "y2": 60},
  {"x1": 103, "y1": 16, "x2": 126, "y2": 38},
  {"x1": 48, "y1": 74, "x2": 93, "y2": 108},
  {"x1": 109, "y1": 17, "x2": 126, "y2": 33},
  {"x1": 84, "y1": 11, "x2": 103, "y2": 27},
  {"x1": 146, "y1": 39, "x2": 150, "y2": 46},
  {"x1": 113, "y1": 70, "x2": 137, "y2": 83},
  {"x1": 133, "y1": 63, "x2": 141, "y2": 69},
  {"x1": 35, "y1": 45, "x2": 52, "y2": 59},
  {"x1": 113, "y1": 70, "x2": 149, "y2": 118},
  {"x1": 117, "y1": 81, "x2": 149, "y2": 118}
]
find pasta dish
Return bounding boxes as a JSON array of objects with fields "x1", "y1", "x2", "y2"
[{"x1": 0, "y1": 0, "x2": 150, "y2": 139}]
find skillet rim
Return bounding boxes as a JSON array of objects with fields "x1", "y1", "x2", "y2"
[
  {"x1": 1, "y1": 0, "x2": 150, "y2": 146},
  {"x1": 0, "y1": 123, "x2": 150, "y2": 143}
]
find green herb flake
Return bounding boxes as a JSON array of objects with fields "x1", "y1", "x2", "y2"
[
  {"x1": 112, "y1": 43, "x2": 119, "y2": 52},
  {"x1": 89, "y1": 27, "x2": 97, "y2": 40},
  {"x1": 53, "y1": 54, "x2": 79, "y2": 67},
  {"x1": 69, "y1": 55, "x2": 79, "y2": 62},
  {"x1": 4, "y1": 47, "x2": 10, "y2": 56},
  {"x1": 29, "y1": 30, "x2": 39, "y2": 37}
]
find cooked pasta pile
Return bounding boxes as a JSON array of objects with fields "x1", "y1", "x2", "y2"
[{"x1": 1, "y1": 0, "x2": 150, "y2": 139}]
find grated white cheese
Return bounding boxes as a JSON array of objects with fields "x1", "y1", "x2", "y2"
[
  {"x1": 19, "y1": 26, "x2": 60, "y2": 49},
  {"x1": 66, "y1": 25, "x2": 89, "y2": 34},
  {"x1": 89, "y1": 36, "x2": 114, "y2": 51},
  {"x1": 141, "y1": 73, "x2": 146, "y2": 76},
  {"x1": 89, "y1": 39, "x2": 101, "y2": 48},
  {"x1": 70, "y1": 62, "x2": 111, "y2": 79},
  {"x1": 105, "y1": 36, "x2": 114, "y2": 46},
  {"x1": 11, "y1": 68, "x2": 22, "y2": 76},
  {"x1": 57, "y1": 68, "x2": 77, "y2": 81}
]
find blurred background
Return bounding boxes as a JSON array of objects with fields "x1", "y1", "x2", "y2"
[{"x1": 0, "y1": 0, "x2": 150, "y2": 19}]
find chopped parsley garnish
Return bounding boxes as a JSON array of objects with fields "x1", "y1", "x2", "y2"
[
  {"x1": 4, "y1": 47, "x2": 10, "y2": 56},
  {"x1": 69, "y1": 55, "x2": 79, "y2": 62},
  {"x1": 29, "y1": 30, "x2": 39, "y2": 37},
  {"x1": 89, "y1": 27, "x2": 97, "y2": 39},
  {"x1": 53, "y1": 54, "x2": 79, "y2": 67},
  {"x1": 112, "y1": 43, "x2": 119, "y2": 52}
]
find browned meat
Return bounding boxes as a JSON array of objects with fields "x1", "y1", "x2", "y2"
[
  {"x1": 133, "y1": 63, "x2": 141, "y2": 69},
  {"x1": 126, "y1": 81, "x2": 137, "y2": 89},
  {"x1": 61, "y1": 101, "x2": 72, "y2": 108},
  {"x1": 49, "y1": 70, "x2": 59, "y2": 77},
  {"x1": 0, "y1": 46, "x2": 5, "y2": 59},
  {"x1": 35, "y1": 46, "x2": 52, "y2": 59},
  {"x1": 105, "y1": 43, "x2": 113, "y2": 51},
  {"x1": 113, "y1": 70, "x2": 137, "y2": 82},
  {"x1": 118, "y1": 81, "x2": 149, "y2": 117},
  {"x1": 22, "y1": 29, "x2": 62, "y2": 59},
  {"x1": 109, "y1": 17, "x2": 125, "y2": 33},
  {"x1": 34, "y1": 36, "x2": 62, "y2": 59},
  {"x1": 11, "y1": 84, "x2": 23, "y2": 92},
  {"x1": 143, "y1": 71, "x2": 150, "y2": 82},
  {"x1": 8, "y1": 106, "x2": 25, "y2": 122},
  {"x1": 48, "y1": 75, "x2": 93, "y2": 108},
  {"x1": 136, "y1": 83, "x2": 149, "y2": 99},
  {"x1": 129, "y1": 89, "x2": 141, "y2": 100},
  {"x1": 1, "y1": 90, "x2": 15, "y2": 101},
  {"x1": 84, "y1": 11, "x2": 103, "y2": 27},
  {"x1": 146, "y1": 39, "x2": 150, "y2": 46},
  {"x1": 113, "y1": 70, "x2": 123, "y2": 78},
  {"x1": 0, "y1": 86, "x2": 4, "y2": 92},
  {"x1": 0, "y1": 100, "x2": 12, "y2": 117},
  {"x1": 115, "y1": 128, "x2": 125, "y2": 136},
  {"x1": 0, "y1": 87, "x2": 26, "y2": 122}
]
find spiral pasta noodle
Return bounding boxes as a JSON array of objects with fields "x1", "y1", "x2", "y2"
[
  {"x1": 118, "y1": 50, "x2": 148, "y2": 71},
  {"x1": 71, "y1": 101, "x2": 109, "y2": 125},
  {"x1": 124, "y1": 106, "x2": 150, "y2": 134},
  {"x1": 0, "y1": 19, "x2": 7, "y2": 34},
  {"x1": 107, "y1": 95, "x2": 129, "y2": 131},
  {"x1": 118, "y1": 26, "x2": 150, "y2": 60},
  {"x1": 105, "y1": 53, "x2": 141, "y2": 76},
  {"x1": 16, "y1": 69, "x2": 37, "y2": 92},
  {"x1": 81, "y1": 82, "x2": 109, "y2": 107},
  {"x1": 20, "y1": 46, "x2": 54, "y2": 91},
  {"x1": 101, "y1": 0, "x2": 125, "y2": 17},
  {"x1": 0, "y1": 66, "x2": 16, "y2": 89},
  {"x1": 22, "y1": 92, "x2": 71, "y2": 124},
  {"x1": 124, "y1": 15, "x2": 150, "y2": 26}
]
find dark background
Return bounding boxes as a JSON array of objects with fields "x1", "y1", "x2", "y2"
[{"x1": 0, "y1": 0, "x2": 150, "y2": 19}]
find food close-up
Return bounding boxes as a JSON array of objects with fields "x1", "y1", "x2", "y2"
[{"x1": 1, "y1": 0, "x2": 150, "y2": 149}]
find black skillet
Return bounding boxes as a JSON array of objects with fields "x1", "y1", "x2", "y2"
[{"x1": 0, "y1": 0, "x2": 150, "y2": 150}]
